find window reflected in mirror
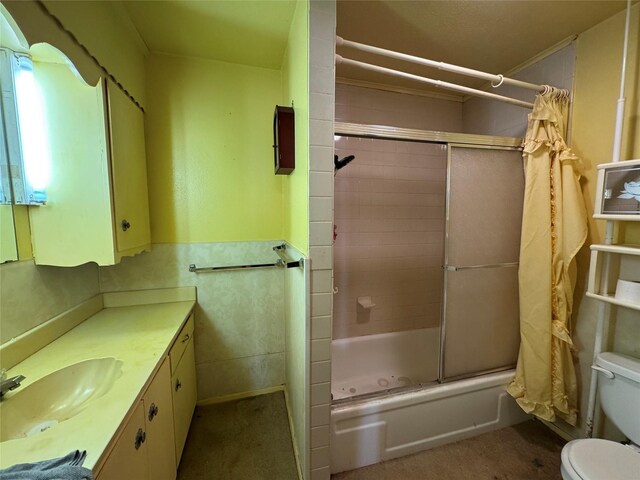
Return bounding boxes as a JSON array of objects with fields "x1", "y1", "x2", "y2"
[{"x1": 1, "y1": 48, "x2": 50, "y2": 205}]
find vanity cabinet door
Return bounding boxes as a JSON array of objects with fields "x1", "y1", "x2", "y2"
[
  {"x1": 28, "y1": 63, "x2": 151, "y2": 266},
  {"x1": 96, "y1": 401, "x2": 149, "y2": 480},
  {"x1": 172, "y1": 335, "x2": 197, "y2": 465},
  {"x1": 106, "y1": 80, "x2": 151, "y2": 258},
  {"x1": 143, "y1": 357, "x2": 176, "y2": 480},
  {"x1": 28, "y1": 65, "x2": 115, "y2": 267}
]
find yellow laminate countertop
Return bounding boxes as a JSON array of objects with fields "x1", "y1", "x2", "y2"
[{"x1": 0, "y1": 297, "x2": 195, "y2": 471}]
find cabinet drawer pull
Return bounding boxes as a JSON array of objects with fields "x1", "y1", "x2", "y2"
[
  {"x1": 175, "y1": 379, "x2": 182, "y2": 391},
  {"x1": 181, "y1": 333, "x2": 190, "y2": 343},
  {"x1": 148, "y1": 403, "x2": 159, "y2": 421},
  {"x1": 121, "y1": 219, "x2": 131, "y2": 231},
  {"x1": 134, "y1": 428, "x2": 146, "y2": 450}
]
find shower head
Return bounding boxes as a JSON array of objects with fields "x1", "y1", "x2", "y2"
[{"x1": 335, "y1": 155, "x2": 356, "y2": 174}]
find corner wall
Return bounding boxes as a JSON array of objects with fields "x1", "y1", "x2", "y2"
[
  {"x1": 281, "y1": 1, "x2": 311, "y2": 478},
  {"x1": 282, "y1": 0, "x2": 310, "y2": 255}
]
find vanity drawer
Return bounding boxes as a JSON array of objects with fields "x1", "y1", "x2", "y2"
[{"x1": 169, "y1": 314, "x2": 194, "y2": 374}]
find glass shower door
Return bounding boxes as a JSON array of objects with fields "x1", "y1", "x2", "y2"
[
  {"x1": 332, "y1": 135, "x2": 446, "y2": 400},
  {"x1": 441, "y1": 145, "x2": 524, "y2": 381}
]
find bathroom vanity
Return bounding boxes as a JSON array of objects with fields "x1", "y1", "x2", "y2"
[{"x1": 0, "y1": 287, "x2": 197, "y2": 479}]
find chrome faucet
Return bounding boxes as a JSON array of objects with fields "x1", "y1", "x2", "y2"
[{"x1": 0, "y1": 369, "x2": 25, "y2": 398}]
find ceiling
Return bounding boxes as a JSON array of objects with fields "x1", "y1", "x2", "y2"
[
  {"x1": 121, "y1": 0, "x2": 297, "y2": 69},
  {"x1": 119, "y1": 0, "x2": 632, "y2": 95},
  {"x1": 336, "y1": 0, "x2": 631, "y2": 95}
]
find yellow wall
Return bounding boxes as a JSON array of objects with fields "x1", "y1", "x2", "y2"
[
  {"x1": 281, "y1": 2, "x2": 310, "y2": 476},
  {"x1": 569, "y1": 3, "x2": 640, "y2": 438},
  {"x1": 572, "y1": 2, "x2": 640, "y2": 245},
  {"x1": 145, "y1": 54, "x2": 284, "y2": 243},
  {"x1": 282, "y1": 1, "x2": 310, "y2": 255}
]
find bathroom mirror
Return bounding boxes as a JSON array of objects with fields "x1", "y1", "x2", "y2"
[
  {"x1": 0, "y1": 4, "x2": 28, "y2": 262},
  {"x1": 0, "y1": 5, "x2": 107, "y2": 263}
]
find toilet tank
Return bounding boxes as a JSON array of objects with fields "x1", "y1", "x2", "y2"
[{"x1": 595, "y1": 352, "x2": 640, "y2": 444}]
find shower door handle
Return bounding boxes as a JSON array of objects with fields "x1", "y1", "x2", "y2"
[{"x1": 444, "y1": 262, "x2": 519, "y2": 271}]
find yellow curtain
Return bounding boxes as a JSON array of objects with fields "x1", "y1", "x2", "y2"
[{"x1": 507, "y1": 89, "x2": 587, "y2": 426}]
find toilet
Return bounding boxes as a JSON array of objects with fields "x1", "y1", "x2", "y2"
[{"x1": 560, "y1": 352, "x2": 640, "y2": 480}]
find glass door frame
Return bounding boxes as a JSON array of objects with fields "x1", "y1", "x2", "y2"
[{"x1": 439, "y1": 143, "x2": 524, "y2": 383}]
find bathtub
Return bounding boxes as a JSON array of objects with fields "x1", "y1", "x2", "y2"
[
  {"x1": 331, "y1": 328, "x2": 440, "y2": 400},
  {"x1": 330, "y1": 329, "x2": 530, "y2": 473}
]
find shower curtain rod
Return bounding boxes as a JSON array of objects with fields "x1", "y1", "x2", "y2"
[
  {"x1": 337, "y1": 36, "x2": 546, "y2": 93},
  {"x1": 336, "y1": 55, "x2": 535, "y2": 109}
]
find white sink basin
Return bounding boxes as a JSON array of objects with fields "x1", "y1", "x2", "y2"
[{"x1": 0, "y1": 357, "x2": 123, "y2": 442}]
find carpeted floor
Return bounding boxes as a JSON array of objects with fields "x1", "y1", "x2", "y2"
[
  {"x1": 177, "y1": 391, "x2": 298, "y2": 480},
  {"x1": 331, "y1": 420, "x2": 566, "y2": 480},
  {"x1": 177, "y1": 392, "x2": 565, "y2": 480}
]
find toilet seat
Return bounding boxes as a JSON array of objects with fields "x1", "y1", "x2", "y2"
[{"x1": 561, "y1": 439, "x2": 640, "y2": 480}]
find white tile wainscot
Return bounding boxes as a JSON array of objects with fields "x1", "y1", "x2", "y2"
[{"x1": 308, "y1": 1, "x2": 336, "y2": 478}]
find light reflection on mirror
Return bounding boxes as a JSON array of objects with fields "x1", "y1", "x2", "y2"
[
  {"x1": 14, "y1": 54, "x2": 50, "y2": 203},
  {"x1": 1, "y1": 48, "x2": 50, "y2": 206}
]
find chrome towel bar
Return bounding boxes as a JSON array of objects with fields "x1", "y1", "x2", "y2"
[{"x1": 189, "y1": 244, "x2": 303, "y2": 273}]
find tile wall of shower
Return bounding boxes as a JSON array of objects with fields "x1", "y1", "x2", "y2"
[
  {"x1": 333, "y1": 85, "x2": 462, "y2": 339},
  {"x1": 333, "y1": 137, "x2": 449, "y2": 339}
]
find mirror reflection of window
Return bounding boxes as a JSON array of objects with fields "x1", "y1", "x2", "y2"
[{"x1": 0, "y1": 48, "x2": 50, "y2": 205}]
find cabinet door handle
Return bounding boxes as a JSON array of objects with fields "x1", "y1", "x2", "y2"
[
  {"x1": 175, "y1": 379, "x2": 182, "y2": 391},
  {"x1": 121, "y1": 219, "x2": 131, "y2": 231},
  {"x1": 134, "y1": 428, "x2": 146, "y2": 450},
  {"x1": 181, "y1": 333, "x2": 190, "y2": 343},
  {"x1": 148, "y1": 403, "x2": 159, "y2": 422}
]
